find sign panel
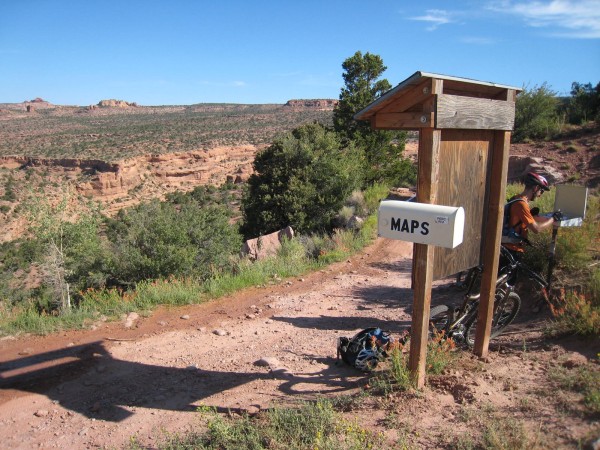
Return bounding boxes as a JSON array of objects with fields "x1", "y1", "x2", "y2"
[
  {"x1": 554, "y1": 184, "x2": 588, "y2": 220},
  {"x1": 378, "y1": 200, "x2": 465, "y2": 248}
]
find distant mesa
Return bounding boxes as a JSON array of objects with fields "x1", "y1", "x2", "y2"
[
  {"x1": 94, "y1": 99, "x2": 138, "y2": 108},
  {"x1": 284, "y1": 99, "x2": 338, "y2": 110},
  {"x1": 22, "y1": 97, "x2": 52, "y2": 112}
]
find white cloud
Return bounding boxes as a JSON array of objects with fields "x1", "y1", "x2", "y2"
[
  {"x1": 410, "y1": 9, "x2": 454, "y2": 31},
  {"x1": 460, "y1": 36, "x2": 497, "y2": 45},
  {"x1": 489, "y1": 0, "x2": 600, "y2": 38}
]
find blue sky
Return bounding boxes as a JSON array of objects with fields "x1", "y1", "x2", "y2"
[{"x1": 1, "y1": 0, "x2": 598, "y2": 106}]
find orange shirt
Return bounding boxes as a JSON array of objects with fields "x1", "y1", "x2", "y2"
[{"x1": 503, "y1": 195, "x2": 535, "y2": 253}]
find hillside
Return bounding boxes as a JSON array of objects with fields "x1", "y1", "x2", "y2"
[
  {"x1": 0, "y1": 103, "x2": 597, "y2": 245},
  {"x1": 0, "y1": 100, "x2": 336, "y2": 241},
  {"x1": 0, "y1": 109, "x2": 598, "y2": 448}
]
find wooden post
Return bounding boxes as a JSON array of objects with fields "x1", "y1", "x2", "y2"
[
  {"x1": 473, "y1": 129, "x2": 511, "y2": 357},
  {"x1": 409, "y1": 128, "x2": 441, "y2": 387}
]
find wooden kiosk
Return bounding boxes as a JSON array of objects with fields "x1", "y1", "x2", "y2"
[{"x1": 355, "y1": 71, "x2": 521, "y2": 388}]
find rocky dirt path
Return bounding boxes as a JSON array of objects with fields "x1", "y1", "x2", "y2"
[
  {"x1": 1, "y1": 237, "x2": 597, "y2": 449},
  {"x1": 0, "y1": 238, "x2": 415, "y2": 449}
]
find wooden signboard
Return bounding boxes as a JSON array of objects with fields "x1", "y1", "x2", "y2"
[
  {"x1": 433, "y1": 129, "x2": 492, "y2": 279},
  {"x1": 355, "y1": 71, "x2": 520, "y2": 388}
]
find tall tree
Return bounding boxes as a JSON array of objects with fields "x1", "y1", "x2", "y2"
[
  {"x1": 333, "y1": 51, "x2": 392, "y2": 141},
  {"x1": 24, "y1": 185, "x2": 105, "y2": 312},
  {"x1": 241, "y1": 123, "x2": 362, "y2": 238},
  {"x1": 568, "y1": 81, "x2": 600, "y2": 124},
  {"x1": 514, "y1": 83, "x2": 560, "y2": 142},
  {"x1": 333, "y1": 51, "x2": 415, "y2": 187}
]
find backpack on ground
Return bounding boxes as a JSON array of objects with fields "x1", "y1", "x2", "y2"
[
  {"x1": 337, "y1": 327, "x2": 394, "y2": 372},
  {"x1": 501, "y1": 197, "x2": 527, "y2": 244}
]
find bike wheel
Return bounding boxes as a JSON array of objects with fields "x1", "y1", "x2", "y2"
[
  {"x1": 429, "y1": 305, "x2": 451, "y2": 336},
  {"x1": 465, "y1": 292, "x2": 521, "y2": 347}
]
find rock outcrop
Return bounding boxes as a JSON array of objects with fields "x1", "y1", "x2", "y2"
[
  {"x1": 507, "y1": 155, "x2": 565, "y2": 184},
  {"x1": 241, "y1": 226, "x2": 295, "y2": 261},
  {"x1": 96, "y1": 99, "x2": 138, "y2": 108},
  {"x1": 284, "y1": 99, "x2": 338, "y2": 110},
  {"x1": 0, "y1": 144, "x2": 260, "y2": 218}
]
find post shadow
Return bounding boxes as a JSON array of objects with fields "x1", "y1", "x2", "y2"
[{"x1": 1, "y1": 340, "x2": 366, "y2": 422}]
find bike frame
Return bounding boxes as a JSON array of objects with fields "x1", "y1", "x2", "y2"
[{"x1": 440, "y1": 246, "x2": 548, "y2": 340}]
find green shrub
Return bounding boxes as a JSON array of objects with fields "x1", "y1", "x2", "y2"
[
  {"x1": 514, "y1": 83, "x2": 560, "y2": 142},
  {"x1": 106, "y1": 201, "x2": 241, "y2": 283},
  {"x1": 373, "y1": 330, "x2": 457, "y2": 393},
  {"x1": 384, "y1": 346, "x2": 413, "y2": 391},
  {"x1": 566, "y1": 81, "x2": 600, "y2": 124},
  {"x1": 426, "y1": 329, "x2": 457, "y2": 375},
  {"x1": 363, "y1": 182, "x2": 391, "y2": 214},
  {"x1": 240, "y1": 123, "x2": 362, "y2": 237},
  {"x1": 1, "y1": 207, "x2": 379, "y2": 335},
  {"x1": 548, "y1": 290, "x2": 600, "y2": 337}
]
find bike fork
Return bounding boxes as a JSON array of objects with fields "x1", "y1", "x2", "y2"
[{"x1": 492, "y1": 285, "x2": 514, "y2": 326}]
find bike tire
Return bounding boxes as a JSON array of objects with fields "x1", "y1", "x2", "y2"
[
  {"x1": 465, "y1": 292, "x2": 521, "y2": 347},
  {"x1": 429, "y1": 305, "x2": 451, "y2": 336}
]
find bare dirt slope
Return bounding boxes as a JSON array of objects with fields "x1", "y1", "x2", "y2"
[{"x1": 0, "y1": 238, "x2": 598, "y2": 449}]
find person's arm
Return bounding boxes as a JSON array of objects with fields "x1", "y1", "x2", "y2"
[
  {"x1": 528, "y1": 215, "x2": 554, "y2": 233},
  {"x1": 512, "y1": 200, "x2": 553, "y2": 234}
]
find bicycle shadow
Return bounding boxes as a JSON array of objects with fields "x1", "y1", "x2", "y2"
[{"x1": 0, "y1": 341, "x2": 365, "y2": 422}]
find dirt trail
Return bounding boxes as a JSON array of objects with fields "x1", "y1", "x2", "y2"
[
  {"x1": 0, "y1": 237, "x2": 597, "y2": 449},
  {"x1": 0, "y1": 239, "x2": 415, "y2": 449}
]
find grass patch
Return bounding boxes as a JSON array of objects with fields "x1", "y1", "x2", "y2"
[
  {"x1": 0, "y1": 211, "x2": 379, "y2": 336},
  {"x1": 371, "y1": 330, "x2": 458, "y2": 393},
  {"x1": 451, "y1": 407, "x2": 545, "y2": 449},
  {"x1": 565, "y1": 144, "x2": 582, "y2": 153},
  {"x1": 0, "y1": 300, "x2": 100, "y2": 335},
  {"x1": 549, "y1": 363, "x2": 600, "y2": 416},
  {"x1": 131, "y1": 400, "x2": 385, "y2": 450}
]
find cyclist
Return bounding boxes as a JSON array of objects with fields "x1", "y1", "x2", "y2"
[
  {"x1": 502, "y1": 171, "x2": 561, "y2": 261},
  {"x1": 501, "y1": 171, "x2": 563, "y2": 306}
]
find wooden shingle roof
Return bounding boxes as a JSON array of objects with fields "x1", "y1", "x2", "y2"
[{"x1": 354, "y1": 71, "x2": 522, "y2": 131}]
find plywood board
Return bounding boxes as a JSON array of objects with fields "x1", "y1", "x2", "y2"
[
  {"x1": 433, "y1": 129, "x2": 492, "y2": 279},
  {"x1": 554, "y1": 184, "x2": 588, "y2": 219}
]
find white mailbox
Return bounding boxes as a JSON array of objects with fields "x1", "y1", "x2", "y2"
[{"x1": 378, "y1": 200, "x2": 465, "y2": 248}]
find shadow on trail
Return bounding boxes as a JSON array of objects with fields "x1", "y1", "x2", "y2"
[
  {"x1": 0, "y1": 341, "x2": 364, "y2": 422},
  {"x1": 271, "y1": 315, "x2": 411, "y2": 333},
  {"x1": 369, "y1": 259, "x2": 413, "y2": 273},
  {"x1": 350, "y1": 285, "x2": 413, "y2": 309}
]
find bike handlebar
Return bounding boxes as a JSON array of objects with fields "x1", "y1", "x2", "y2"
[{"x1": 499, "y1": 246, "x2": 549, "y2": 288}]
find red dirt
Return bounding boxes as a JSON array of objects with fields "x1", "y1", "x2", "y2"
[{"x1": 0, "y1": 238, "x2": 597, "y2": 449}]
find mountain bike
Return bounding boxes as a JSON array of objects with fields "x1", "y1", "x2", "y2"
[{"x1": 429, "y1": 246, "x2": 549, "y2": 347}]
